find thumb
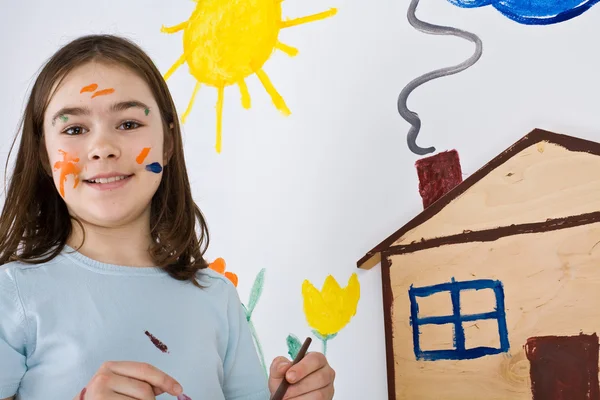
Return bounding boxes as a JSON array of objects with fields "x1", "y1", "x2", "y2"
[{"x1": 269, "y1": 356, "x2": 291, "y2": 380}]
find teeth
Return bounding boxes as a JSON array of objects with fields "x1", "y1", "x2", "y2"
[{"x1": 88, "y1": 175, "x2": 129, "y2": 184}]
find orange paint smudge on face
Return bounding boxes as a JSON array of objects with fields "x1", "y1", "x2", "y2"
[
  {"x1": 80, "y1": 83, "x2": 98, "y2": 93},
  {"x1": 136, "y1": 147, "x2": 151, "y2": 164},
  {"x1": 53, "y1": 150, "x2": 81, "y2": 198},
  {"x1": 91, "y1": 88, "x2": 115, "y2": 98}
]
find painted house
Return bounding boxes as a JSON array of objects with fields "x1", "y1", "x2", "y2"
[{"x1": 358, "y1": 129, "x2": 600, "y2": 400}]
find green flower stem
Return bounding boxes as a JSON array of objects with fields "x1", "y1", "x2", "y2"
[
  {"x1": 247, "y1": 317, "x2": 268, "y2": 377},
  {"x1": 312, "y1": 330, "x2": 337, "y2": 356}
]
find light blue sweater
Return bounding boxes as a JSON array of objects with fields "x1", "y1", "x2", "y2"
[{"x1": 0, "y1": 246, "x2": 270, "y2": 399}]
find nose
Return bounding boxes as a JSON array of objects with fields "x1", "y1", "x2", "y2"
[{"x1": 87, "y1": 136, "x2": 121, "y2": 161}]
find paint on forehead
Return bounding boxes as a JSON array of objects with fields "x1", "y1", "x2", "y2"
[
  {"x1": 53, "y1": 150, "x2": 80, "y2": 198},
  {"x1": 91, "y1": 88, "x2": 115, "y2": 98},
  {"x1": 136, "y1": 147, "x2": 151, "y2": 164},
  {"x1": 145, "y1": 162, "x2": 163, "y2": 174},
  {"x1": 144, "y1": 108, "x2": 150, "y2": 116},
  {"x1": 80, "y1": 83, "x2": 98, "y2": 93}
]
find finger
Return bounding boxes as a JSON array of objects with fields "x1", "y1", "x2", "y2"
[
  {"x1": 88, "y1": 371, "x2": 156, "y2": 400},
  {"x1": 269, "y1": 356, "x2": 292, "y2": 380},
  {"x1": 101, "y1": 361, "x2": 183, "y2": 396},
  {"x1": 282, "y1": 367, "x2": 334, "y2": 399},
  {"x1": 104, "y1": 394, "x2": 139, "y2": 400},
  {"x1": 75, "y1": 386, "x2": 139, "y2": 400},
  {"x1": 285, "y1": 352, "x2": 327, "y2": 384},
  {"x1": 284, "y1": 384, "x2": 334, "y2": 400}
]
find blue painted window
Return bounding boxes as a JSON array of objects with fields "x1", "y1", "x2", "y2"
[{"x1": 408, "y1": 277, "x2": 509, "y2": 361}]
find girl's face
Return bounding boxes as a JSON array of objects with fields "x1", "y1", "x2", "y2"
[{"x1": 43, "y1": 61, "x2": 167, "y2": 229}]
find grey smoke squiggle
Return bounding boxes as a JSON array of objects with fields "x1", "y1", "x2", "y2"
[{"x1": 398, "y1": 0, "x2": 483, "y2": 155}]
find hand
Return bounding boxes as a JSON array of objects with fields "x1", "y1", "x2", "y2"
[
  {"x1": 72, "y1": 361, "x2": 183, "y2": 400},
  {"x1": 268, "y1": 352, "x2": 335, "y2": 399}
]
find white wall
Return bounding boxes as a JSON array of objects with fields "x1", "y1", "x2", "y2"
[{"x1": 1, "y1": 0, "x2": 600, "y2": 398}]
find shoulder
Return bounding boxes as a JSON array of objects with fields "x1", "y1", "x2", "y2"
[
  {"x1": 0, "y1": 257, "x2": 61, "y2": 282},
  {"x1": 0, "y1": 260, "x2": 46, "y2": 301},
  {"x1": 0, "y1": 262, "x2": 29, "y2": 323},
  {"x1": 0, "y1": 260, "x2": 30, "y2": 284},
  {"x1": 195, "y1": 267, "x2": 240, "y2": 300}
]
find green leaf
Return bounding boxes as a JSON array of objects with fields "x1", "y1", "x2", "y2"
[
  {"x1": 247, "y1": 268, "x2": 266, "y2": 317},
  {"x1": 286, "y1": 334, "x2": 302, "y2": 359}
]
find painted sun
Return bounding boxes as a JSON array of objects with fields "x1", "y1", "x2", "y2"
[{"x1": 161, "y1": 0, "x2": 337, "y2": 153}]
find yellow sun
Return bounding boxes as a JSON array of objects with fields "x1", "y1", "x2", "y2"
[{"x1": 161, "y1": 0, "x2": 337, "y2": 153}]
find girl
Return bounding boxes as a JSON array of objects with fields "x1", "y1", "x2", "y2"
[{"x1": 0, "y1": 34, "x2": 335, "y2": 400}]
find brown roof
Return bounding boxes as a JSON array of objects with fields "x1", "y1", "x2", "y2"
[{"x1": 357, "y1": 128, "x2": 600, "y2": 269}]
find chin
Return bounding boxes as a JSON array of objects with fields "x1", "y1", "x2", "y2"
[{"x1": 70, "y1": 203, "x2": 151, "y2": 229}]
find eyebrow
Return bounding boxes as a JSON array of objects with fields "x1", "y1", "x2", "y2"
[{"x1": 51, "y1": 100, "x2": 151, "y2": 125}]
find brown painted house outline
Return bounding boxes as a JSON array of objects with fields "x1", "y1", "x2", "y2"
[{"x1": 356, "y1": 128, "x2": 600, "y2": 399}]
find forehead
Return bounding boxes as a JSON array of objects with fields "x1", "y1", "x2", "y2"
[{"x1": 46, "y1": 61, "x2": 156, "y2": 112}]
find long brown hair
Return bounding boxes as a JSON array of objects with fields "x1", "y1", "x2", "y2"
[{"x1": 0, "y1": 34, "x2": 210, "y2": 287}]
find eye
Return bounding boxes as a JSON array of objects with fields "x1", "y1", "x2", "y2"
[
  {"x1": 62, "y1": 126, "x2": 88, "y2": 136},
  {"x1": 118, "y1": 121, "x2": 142, "y2": 130}
]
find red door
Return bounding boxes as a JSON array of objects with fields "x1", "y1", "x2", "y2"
[{"x1": 525, "y1": 333, "x2": 599, "y2": 400}]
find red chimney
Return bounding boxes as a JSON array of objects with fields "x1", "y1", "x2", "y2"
[{"x1": 415, "y1": 150, "x2": 463, "y2": 209}]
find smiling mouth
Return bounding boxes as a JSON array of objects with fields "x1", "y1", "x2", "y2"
[{"x1": 84, "y1": 174, "x2": 134, "y2": 184}]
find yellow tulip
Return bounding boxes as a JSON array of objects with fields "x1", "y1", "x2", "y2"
[{"x1": 302, "y1": 273, "x2": 360, "y2": 340}]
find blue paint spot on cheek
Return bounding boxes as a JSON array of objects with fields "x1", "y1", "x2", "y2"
[{"x1": 145, "y1": 162, "x2": 163, "y2": 174}]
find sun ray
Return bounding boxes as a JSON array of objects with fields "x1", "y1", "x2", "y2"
[
  {"x1": 164, "y1": 52, "x2": 187, "y2": 81},
  {"x1": 161, "y1": 0, "x2": 337, "y2": 153},
  {"x1": 161, "y1": 21, "x2": 188, "y2": 34},
  {"x1": 216, "y1": 86, "x2": 225, "y2": 153},
  {"x1": 237, "y1": 79, "x2": 251, "y2": 109},
  {"x1": 255, "y1": 69, "x2": 290, "y2": 116},
  {"x1": 275, "y1": 41, "x2": 299, "y2": 57},
  {"x1": 280, "y1": 8, "x2": 337, "y2": 29},
  {"x1": 182, "y1": 81, "x2": 201, "y2": 123}
]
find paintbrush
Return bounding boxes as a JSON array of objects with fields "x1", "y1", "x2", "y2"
[{"x1": 270, "y1": 337, "x2": 312, "y2": 400}]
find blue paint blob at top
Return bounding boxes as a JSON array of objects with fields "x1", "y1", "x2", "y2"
[
  {"x1": 145, "y1": 162, "x2": 163, "y2": 174},
  {"x1": 447, "y1": 0, "x2": 600, "y2": 25}
]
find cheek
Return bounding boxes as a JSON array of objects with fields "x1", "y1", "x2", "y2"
[
  {"x1": 47, "y1": 144, "x2": 83, "y2": 198},
  {"x1": 131, "y1": 142, "x2": 164, "y2": 175}
]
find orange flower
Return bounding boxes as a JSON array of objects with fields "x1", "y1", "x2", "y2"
[{"x1": 209, "y1": 257, "x2": 238, "y2": 287}]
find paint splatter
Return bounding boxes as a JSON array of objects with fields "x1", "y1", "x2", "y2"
[
  {"x1": 91, "y1": 88, "x2": 115, "y2": 98},
  {"x1": 448, "y1": 0, "x2": 600, "y2": 25},
  {"x1": 145, "y1": 162, "x2": 163, "y2": 174},
  {"x1": 59, "y1": 115, "x2": 69, "y2": 123},
  {"x1": 525, "y1": 333, "x2": 599, "y2": 400},
  {"x1": 415, "y1": 150, "x2": 463, "y2": 209},
  {"x1": 397, "y1": 0, "x2": 482, "y2": 155},
  {"x1": 144, "y1": 330, "x2": 169, "y2": 353},
  {"x1": 208, "y1": 258, "x2": 239, "y2": 287},
  {"x1": 136, "y1": 147, "x2": 151, "y2": 164},
  {"x1": 144, "y1": 108, "x2": 150, "y2": 116},
  {"x1": 161, "y1": 0, "x2": 336, "y2": 153},
  {"x1": 53, "y1": 150, "x2": 80, "y2": 198},
  {"x1": 80, "y1": 83, "x2": 98, "y2": 93}
]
